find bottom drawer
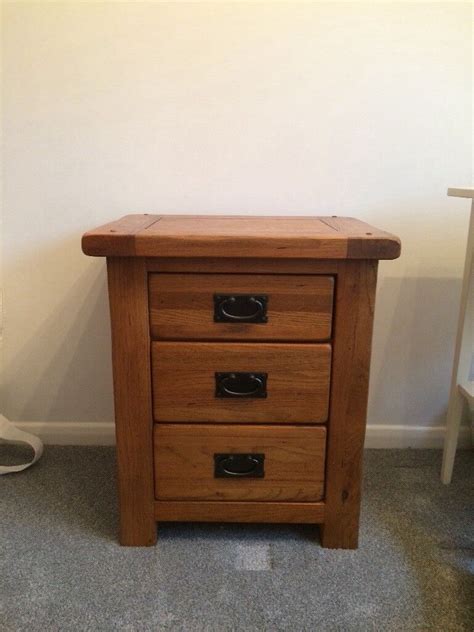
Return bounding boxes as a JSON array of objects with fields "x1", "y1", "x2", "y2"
[{"x1": 154, "y1": 424, "x2": 326, "y2": 502}]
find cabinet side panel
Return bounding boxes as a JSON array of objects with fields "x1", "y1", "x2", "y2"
[
  {"x1": 107, "y1": 257, "x2": 156, "y2": 545},
  {"x1": 321, "y1": 260, "x2": 378, "y2": 549}
]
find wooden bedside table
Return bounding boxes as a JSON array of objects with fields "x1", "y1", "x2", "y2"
[{"x1": 82, "y1": 215, "x2": 400, "y2": 549}]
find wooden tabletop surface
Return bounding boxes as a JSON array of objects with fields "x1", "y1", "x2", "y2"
[{"x1": 82, "y1": 214, "x2": 401, "y2": 260}]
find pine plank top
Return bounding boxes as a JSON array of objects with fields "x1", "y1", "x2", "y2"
[{"x1": 82, "y1": 215, "x2": 401, "y2": 260}]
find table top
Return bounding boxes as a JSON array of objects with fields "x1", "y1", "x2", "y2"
[
  {"x1": 448, "y1": 187, "x2": 474, "y2": 199},
  {"x1": 82, "y1": 214, "x2": 401, "y2": 260}
]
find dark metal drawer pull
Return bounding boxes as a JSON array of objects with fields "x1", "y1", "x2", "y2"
[
  {"x1": 214, "y1": 294, "x2": 268, "y2": 323},
  {"x1": 214, "y1": 453, "x2": 265, "y2": 478},
  {"x1": 215, "y1": 372, "x2": 267, "y2": 398}
]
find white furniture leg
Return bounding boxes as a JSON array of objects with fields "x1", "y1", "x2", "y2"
[{"x1": 441, "y1": 187, "x2": 474, "y2": 484}]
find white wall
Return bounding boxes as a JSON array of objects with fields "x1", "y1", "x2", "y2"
[{"x1": 1, "y1": 2, "x2": 472, "y2": 445}]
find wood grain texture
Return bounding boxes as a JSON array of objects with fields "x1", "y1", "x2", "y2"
[
  {"x1": 83, "y1": 215, "x2": 160, "y2": 256},
  {"x1": 320, "y1": 217, "x2": 400, "y2": 259},
  {"x1": 146, "y1": 258, "x2": 340, "y2": 275},
  {"x1": 152, "y1": 342, "x2": 331, "y2": 423},
  {"x1": 107, "y1": 257, "x2": 156, "y2": 546},
  {"x1": 149, "y1": 273, "x2": 334, "y2": 341},
  {"x1": 82, "y1": 214, "x2": 401, "y2": 260},
  {"x1": 321, "y1": 260, "x2": 378, "y2": 549},
  {"x1": 154, "y1": 424, "x2": 326, "y2": 501},
  {"x1": 154, "y1": 500, "x2": 326, "y2": 523},
  {"x1": 140, "y1": 216, "x2": 343, "y2": 259}
]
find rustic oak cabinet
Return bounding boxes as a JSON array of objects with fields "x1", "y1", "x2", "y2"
[{"x1": 82, "y1": 215, "x2": 400, "y2": 549}]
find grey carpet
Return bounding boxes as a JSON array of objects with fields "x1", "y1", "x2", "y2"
[{"x1": 1, "y1": 446, "x2": 473, "y2": 632}]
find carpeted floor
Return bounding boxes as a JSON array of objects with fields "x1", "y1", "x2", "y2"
[{"x1": 1, "y1": 446, "x2": 473, "y2": 631}]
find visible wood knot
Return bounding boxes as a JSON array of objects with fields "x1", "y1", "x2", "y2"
[{"x1": 341, "y1": 490, "x2": 349, "y2": 502}]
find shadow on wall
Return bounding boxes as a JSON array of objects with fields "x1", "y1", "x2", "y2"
[
  {"x1": 2, "y1": 236, "x2": 113, "y2": 422},
  {"x1": 369, "y1": 273, "x2": 463, "y2": 428}
]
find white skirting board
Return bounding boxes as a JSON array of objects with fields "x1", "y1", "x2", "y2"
[{"x1": 3, "y1": 422, "x2": 472, "y2": 449}]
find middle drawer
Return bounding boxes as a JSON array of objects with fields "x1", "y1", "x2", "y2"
[{"x1": 152, "y1": 342, "x2": 331, "y2": 424}]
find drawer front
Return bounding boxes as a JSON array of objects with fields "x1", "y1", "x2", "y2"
[
  {"x1": 149, "y1": 273, "x2": 334, "y2": 341},
  {"x1": 154, "y1": 424, "x2": 326, "y2": 501},
  {"x1": 152, "y1": 342, "x2": 331, "y2": 423}
]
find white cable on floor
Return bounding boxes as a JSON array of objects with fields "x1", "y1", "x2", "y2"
[{"x1": 0, "y1": 414, "x2": 43, "y2": 474}]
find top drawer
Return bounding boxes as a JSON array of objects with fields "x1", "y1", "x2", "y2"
[{"x1": 149, "y1": 273, "x2": 334, "y2": 341}]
